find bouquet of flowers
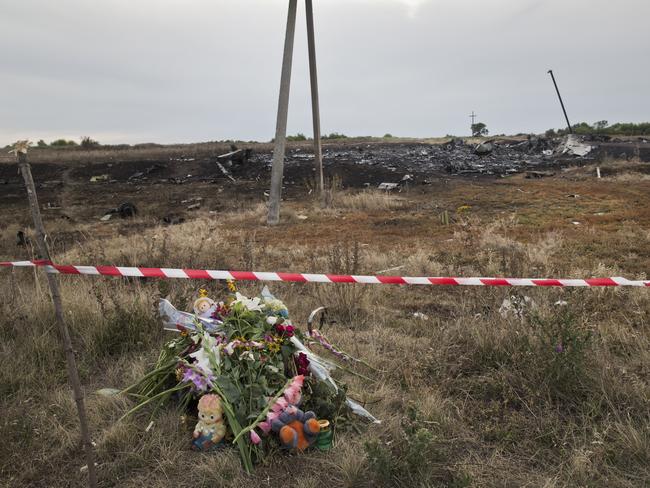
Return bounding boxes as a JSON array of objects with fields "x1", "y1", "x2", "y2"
[{"x1": 121, "y1": 284, "x2": 376, "y2": 472}]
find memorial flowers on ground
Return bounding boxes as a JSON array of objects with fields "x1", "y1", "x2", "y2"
[{"x1": 120, "y1": 287, "x2": 376, "y2": 472}]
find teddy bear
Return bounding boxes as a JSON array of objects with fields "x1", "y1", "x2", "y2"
[
  {"x1": 271, "y1": 404, "x2": 321, "y2": 451},
  {"x1": 192, "y1": 394, "x2": 227, "y2": 451}
]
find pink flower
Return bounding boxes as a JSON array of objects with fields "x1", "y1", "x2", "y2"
[
  {"x1": 250, "y1": 430, "x2": 262, "y2": 445},
  {"x1": 266, "y1": 411, "x2": 279, "y2": 422},
  {"x1": 271, "y1": 397, "x2": 288, "y2": 413},
  {"x1": 258, "y1": 421, "x2": 272, "y2": 434},
  {"x1": 284, "y1": 383, "x2": 302, "y2": 404},
  {"x1": 285, "y1": 390, "x2": 301, "y2": 405},
  {"x1": 292, "y1": 375, "x2": 305, "y2": 389}
]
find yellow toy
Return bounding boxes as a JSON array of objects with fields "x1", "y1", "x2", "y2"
[{"x1": 192, "y1": 394, "x2": 227, "y2": 451}]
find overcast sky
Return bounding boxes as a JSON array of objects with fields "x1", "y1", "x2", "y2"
[{"x1": 1, "y1": 0, "x2": 648, "y2": 146}]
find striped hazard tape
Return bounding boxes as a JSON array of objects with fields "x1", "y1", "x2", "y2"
[{"x1": 1, "y1": 259, "x2": 648, "y2": 287}]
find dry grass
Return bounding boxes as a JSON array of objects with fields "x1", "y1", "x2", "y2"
[
  {"x1": 2, "y1": 166, "x2": 650, "y2": 487},
  {"x1": 334, "y1": 190, "x2": 408, "y2": 211}
]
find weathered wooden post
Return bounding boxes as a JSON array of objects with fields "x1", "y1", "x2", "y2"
[
  {"x1": 305, "y1": 0, "x2": 324, "y2": 200},
  {"x1": 268, "y1": 0, "x2": 298, "y2": 225},
  {"x1": 14, "y1": 142, "x2": 98, "y2": 488}
]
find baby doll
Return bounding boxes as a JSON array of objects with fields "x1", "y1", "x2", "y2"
[
  {"x1": 193, "y1": 296, "x2": 217, "y2": 319},
  {"x1": 192, "y1": 394, "x2": 227, "y2": 451}
]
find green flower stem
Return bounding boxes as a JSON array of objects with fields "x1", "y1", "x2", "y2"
[
  {"x1": 118, "y1": 383, "x2": 189, "y2": 423},
  {"x1": 119, "y1": 359, "x2": 179, "y2": 394},
  {"x1": 232, "y1": 377, "x2": 293, "y2": 444},
  {"x1": 209, "y1": 380, "x2": 254, "y2": 473}
]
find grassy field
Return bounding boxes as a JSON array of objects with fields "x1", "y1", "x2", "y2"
[{"x1": 1, "y1": 151, "x2": 650, "y2": 487}]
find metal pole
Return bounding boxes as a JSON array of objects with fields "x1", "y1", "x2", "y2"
[
  {"x1": 547, "y1": 69, "x2": 573, "y2": 134},
  {"x1": 305, "y1": 0, "x2": 324, "y2": 200},
  {"x1": 15, "y1": 147, "x2": 97, "y2": 488},
  {"x1": 268, "y1": 0, "x2": 298, "y2": 225}
]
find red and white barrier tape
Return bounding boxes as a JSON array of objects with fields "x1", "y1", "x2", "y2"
[{"x1": 1, "y1": 259, "x2": 648, "y2": 287}]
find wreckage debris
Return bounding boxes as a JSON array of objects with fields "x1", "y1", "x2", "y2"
[
  {"x1": 103, "y1": 202, "x2": 138, "y2": 220},
  {"x1": 216, "y1": 148, "x2": 252, "y2": 165},
  {"x1": 162, "y1": 215, "x2": 185, "y2": 225},
  {"x1": 474, "y1": 141, "x2": 494, "y2": 156},
  {"x1": 525, "y1": 171, "x2": 555, "y2": 179},
  {"x1": 16, "y1": 230, "x2": 30, "y2": 247},
  {"x1": 558, "y1": 134, "x2": 593, "y2": 157}
]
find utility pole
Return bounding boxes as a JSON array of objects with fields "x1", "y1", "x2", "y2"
[
  {"x1": 268, "y1": 0, "x2": 298, "y2": 225},
  {"x1": 469, "y1": 111, "x2": 476, "y2": 127},
  {"x1": 14, "y1": 142, "x2": 97, "y2": 488},
  {"x1": 547, "y1": 69, "x2": 573, "y2": 134},
  {"x1": 305, "y1": 0, "x2": 324, "y2": 201}
]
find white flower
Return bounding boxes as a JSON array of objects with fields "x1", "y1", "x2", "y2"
[
  {"x1": 224, "y1": 341, "x2": 236, "y2": 356},
  {"x1": 264, "y1": 298, "x2": 287, "y2": 312},
  {"x1": 232, "y1": 292, "x2": 265, "y2": 312},
  {"x1": 189, "y1": 347, "x2": 213, "y2": 375},
  {"x1": 266, "y1": 316, "x2": 278, "y2": 325},
  {"x1": 239, "y1": 350, "x2": 255, "y2": 362}
]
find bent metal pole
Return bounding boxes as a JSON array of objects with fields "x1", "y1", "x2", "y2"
[
  {"x1": 268, "y1": 0, "x2": 298, "y2": 225},
  {"x1": 547, "y1": 69, "x2": 573, "y2": 134},
  {"x1": 15, "y1": 145, "x2": 97, "y2": 488}
]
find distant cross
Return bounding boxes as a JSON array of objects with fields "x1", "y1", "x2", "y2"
[{"x1": 469, "y1": 111, "x2": 477, "y2": 126}]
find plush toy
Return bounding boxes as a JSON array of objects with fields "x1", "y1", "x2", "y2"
[
  {"x1": 271, "y1": 404, "x2": 321, "y2": 451},
  {"x1": 192, "y1": 394, "x2": 227, "y2": 451},
  {"x1": 193, "y1": 296, "x2": 217, "y2": 319}
]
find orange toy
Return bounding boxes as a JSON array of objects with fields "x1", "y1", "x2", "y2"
[
  {"x1": 279, "y1": 418, "x2": 321, "y2": 451},
  {"x1": 271, "y1": 405, "x2": 321, "y2": 451}
]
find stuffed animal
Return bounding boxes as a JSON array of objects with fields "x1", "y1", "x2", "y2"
[
  {"x1": 271, "y1": 404, "x2": 321, "y2": 451},
  {"x1": 192, "y1": 394, "x2": 227, "y2": 451},
  {"x1": 193, "y1": 296, "x2": 217, "y2": 319}
]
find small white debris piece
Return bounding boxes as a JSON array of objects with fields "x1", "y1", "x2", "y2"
[
  {"x1": 413, "y1": 312, "x2": 429, "y2": 321},
  {"x1": 145, "y1": 421, "x2": 154, "y2": 432},
  {"x1": 95, "y1": 388, "x2": 120, "y2": 397},
  {"x1": 100, "y1": 214, "x2": 112, "y2": 221},
  {"x1": 499, "y1": 295, "x2": 534, "y2": 319},
  {"x1": 555, "y1": 300, "x2": 568, "y2": 307},
  {"x1": 378, "y1": 182, "x2": 399, "y2": 191}
]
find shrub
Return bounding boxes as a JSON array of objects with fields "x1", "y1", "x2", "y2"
[
  {"x1": 286, "y1": 133, "x2": 308, "y2": 141},
  {"x1": 364, "y1": 405, "x2": 470, "y2": 487},
  {"x1": 50, "y1": 139, "x2": 77, "y2": 147},
  {"x1": 80, "y1": 136, "x2": 100, "y2": 149},
  {"x1": 322, "y1": 132, "x2": 348, "y2": 140}
]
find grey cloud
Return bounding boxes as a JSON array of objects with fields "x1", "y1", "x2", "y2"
[{"x1": 1, "y1": 0, "x2": 648, "y2": 145}]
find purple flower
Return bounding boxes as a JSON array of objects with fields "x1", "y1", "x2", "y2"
[
  {"x1": 181, "y1": 368, "x2": 212, "y2": 393},
  {"x1": 555, "y1": 343, "x2": 564, "y2": 353}
]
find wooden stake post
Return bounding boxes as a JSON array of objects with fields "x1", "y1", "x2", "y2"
[{"x1": 16, "y1": 147, "x2": 98, "y2": 488}]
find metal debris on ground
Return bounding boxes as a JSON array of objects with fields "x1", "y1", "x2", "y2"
[
  {"x1": 474, "y1": 141, "x2": 494, "y2": 156},
  {"x1": 378, "y1": 182, "x2": 399, "y2": 191},
  {"x1": 525, "y1": 171, "x2": 555, "y2": 179},
  {"x1": 558, "y1": 134, "x2": 594, "y2": 157},
  {"x1": 104, "y1": 202, "x2": 138, "y2": 219}
]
